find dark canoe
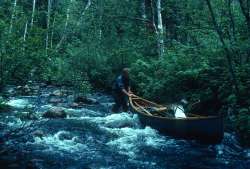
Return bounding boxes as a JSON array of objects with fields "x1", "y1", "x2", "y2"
[{"x1": 129, "y1": 96, "x2": 224, "y2": 144}]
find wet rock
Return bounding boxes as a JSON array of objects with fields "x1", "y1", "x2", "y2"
[
  {"x1": 15, "y1": 85, "x2": 34, "y2": 95},
  {"x1": 58, "y1": 132, "x2": 72, "y2": 140},
  {"x1": 32, "y1": 130, "x2": 45, "y2": 138},
  {"x1": 70, "y1": 102, "x2": 80, "y2": 108},
  {"x1": 48, "y1": 98, "x2": 64, "y2": 104},
  {"x1": 26, "y1": 159, "x2": 44, "y2": 169},
  {"x1": 4, "y1": 87, "x2": 17, "y2": 96},
  {"x1": 16, "y1": 84, "x2": 35, "y2": 95},
  {"x1": 50, "y1": 90, "x2": 63, "y2": 97},
  {"x1": 18, "y1": 112, "x2": 38, "y2": 120},
  {"x1": 39, "y1": 83, "x2": 47, "y2": 88},
  {"x1": 67, "y1": 95, "x2": 75, "y2": 102},
  {"x1": 42, "y1": 107, "x2": 67, "y2": 119},
  {"x1": 74, "y1": 96, "x2": 99, "y2": 105}
]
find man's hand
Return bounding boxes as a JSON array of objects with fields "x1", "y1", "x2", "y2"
[
  {"x1": 122, "y1": 89, "x2": 135, "y2": 97},
  {"x1": 128, "y1": 93, "x2": 135, "y2": 97}
]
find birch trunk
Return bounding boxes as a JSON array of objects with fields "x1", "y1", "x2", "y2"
[
  {"x1": 141, "y1": 0, "x2": 147, "y2": 19},
  {"x1": 9, "y1": 0, "x2": 17, "y2": 34},
  {"x1": 150, "y1": 0, "x2": 157, "y2": 33},
  {"x1": 23, "y1": 21, "x2": 28, "y2": 42},
  {"x1": 55, "y1": 0, "x2": 73, "y2": 50},
  {"x1": 77, "y1": 0, "x2": 92, "y2": 26},
  {"x1": 45, "y1": 0, "x2": 52, "y2": 56},
  {"x1": 50, "y1": 17, "x2": 56, "y2": 48},
  {"x1": 22, "y1": 21, "x2": 28, "y2": 54},
  {"x1": 156, "y1": 0, "x2": 164, "y2": 57},
  {"x1": 30, "y1": 0, "x2": 36, "y2": 28}
]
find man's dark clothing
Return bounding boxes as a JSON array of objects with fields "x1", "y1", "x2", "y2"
[{"x1": 112, "y1": 75, "x2": 130, "y2": 112}]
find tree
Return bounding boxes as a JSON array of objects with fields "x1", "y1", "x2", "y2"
[{"x1": 205, "y1": 0, "x2": 240, "y2": 96}]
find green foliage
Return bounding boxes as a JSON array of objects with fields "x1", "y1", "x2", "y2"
[
  {"x1": 235, "y1": 109, "x2": 250, "y2": 146},
  {"x1": 79, "y1": 80, "x2": 92, "y2": 97}
]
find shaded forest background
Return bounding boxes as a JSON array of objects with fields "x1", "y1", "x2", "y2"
[{"x1": 0, "y1": 0, "x2": 249, "y2": 146}]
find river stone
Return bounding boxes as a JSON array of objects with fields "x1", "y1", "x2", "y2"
[
  {"x1": 70, "y1": 102, "x2": 80, "y2": 108},
  {"x1": 18, "y1": 112, "x2": 38, "y2": 120},
  {"x1": 26, "y1": 159, "x2": 44, "y2": 169},
  {"x1": 42, "y1": 107, "x2": 67, "y2": 119},
  {"x1": 50, "y1": 90, "x2": 63, "y2": 97},
  {"x1": 58, "y1": 132, "x2": 72, "y2": 140},
  {"x1": 33, "y1": 130, "x2": 45, "y2": 138},
  {"x1": 16, "y1": 85, "x2": 33, "y2": 95},
  {"x1": 48, "y1": 98, "x2": 64, "y2": 104},
  {"x1": 74, "y1": 96, "x2": 99, "y2": 105}
]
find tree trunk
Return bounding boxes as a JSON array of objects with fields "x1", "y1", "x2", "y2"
[
  {"x1": 156, "y1": 0, "x2": 165, "y2": 57},
  {"x1": 50, "y1": 17, "x2": 56, "y2": 48},
  {"x1": 9, "y1": 0, "x2": 17, "y2": 34},
  {"x1": 150, "y1": 0, "x2": 157, "y2": 32},
  {"x1": 30, "y1": 0, "x2": 36, "y2": 29},
  {"x1": 56, "y1": 0, "x2": 73, "y2": 50},
  {"x1": 23, "y1": 21, "x2": 28, "y2": 42},
  {"x1": 205, "y1": 0, "x2": 239, "y2": 96},
  {"x1": 238, "y1": 0, "x2": 250, "y2": 32},
  {"x1": 45, "y1": 0, "x2": 52, "y2": 57},
  {"x1": 141, "y1": 0, "x2": 147, "y2": 19},
  {"x1": 227, "y1": 0, "x2": 236, "y2": 42},
  {"x1": 77, "y1": 0, "x2": 92, "y2": 26}
]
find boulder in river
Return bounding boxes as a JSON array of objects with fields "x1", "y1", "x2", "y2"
[
  {"x1": 42, "y1": 107, "x2": 67, "y2": 119},
  {"x1": 70, "y1": 102, "x2": 80, "y2": 108},
  {"x1": 48, "y1": 98, "x2": 64, "y2": 104},
  {"x1": 32, "y1": 130, "x2": 45, "y2": 138},
  {"x1": 50, "y1": 90, "x2": 63, "y2": 97},
  {"x1": 18, "y1": 111, "x2": 38, "y2": 120},
  {"x1": 74, "y1": 96, "x2": 99, "y2": 105}
]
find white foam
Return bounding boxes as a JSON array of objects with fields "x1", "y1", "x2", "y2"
[
  {"x1": 67, "y1": 112, "x2": 139, "y2": 128},
  {"x1": 32, "y1": 131, "x2": 87, "y2": 153},
  {"x1": 106, "y1": 126, "x2": 166, "y2": 158},
  {"x1": 6, "y1": 98, "x2": 33, "y2": 109},
  {"x1": 7, "y1": 118, "x2": 24, "y2": 127}
]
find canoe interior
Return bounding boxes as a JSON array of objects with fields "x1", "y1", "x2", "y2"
[{"x1": 130, "y1": 97, "x2": 213, "y2": 119}]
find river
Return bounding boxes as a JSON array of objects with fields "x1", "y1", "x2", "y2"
[{"x1": 0, "y1": 83, "x2": 249, "y2": 169}]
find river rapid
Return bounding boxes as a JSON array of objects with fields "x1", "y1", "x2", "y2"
[{"x1": 0, "y1": 83, "x2": 249, "y2": 169}]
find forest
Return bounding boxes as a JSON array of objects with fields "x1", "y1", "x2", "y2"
[{"x1": 0, "y1": 0, "x2": 250, "y2": 168}]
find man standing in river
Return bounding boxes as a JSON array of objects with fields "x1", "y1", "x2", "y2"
[{"x1": 112, "y1": 68, "x2": 134, "y2": 113}]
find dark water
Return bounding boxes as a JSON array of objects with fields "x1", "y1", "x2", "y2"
[{"x1": 0, "y1": 84, "x2": 249, "y2": 169}]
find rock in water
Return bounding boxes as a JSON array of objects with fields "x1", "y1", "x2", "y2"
[
  {"x1": 42, "y1": 107, "x2": 67, "y2": 118},
  {"x1": 50, "y1": 90, "x2": 63, "y2": 97},
  {"x1": 48, "y1": 98, "x2": 64, "y2": 104},
  {"x1": 32, "y1": 130, "x2": 45, "y2": 138},
  {"x1": 74, "y1": 96, "x2": 99, "y2": 105},
  {"x1": 70, "y1": 102, "x2": 80, "y2": 108}
]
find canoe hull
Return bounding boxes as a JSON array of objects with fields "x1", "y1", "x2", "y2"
[{"x1": 136, "y1": 112, "x2": 224, "y2": 144}]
